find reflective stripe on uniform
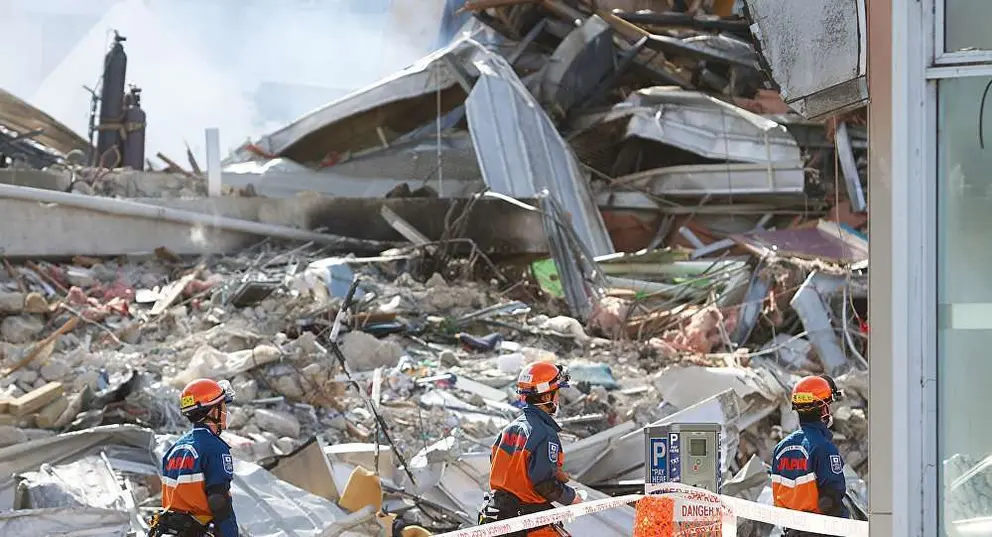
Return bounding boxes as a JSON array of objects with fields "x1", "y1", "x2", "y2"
[
  {"x1": 770, "y1": 472, "x2": 817, "y2": 488},
  {"x1": 161, "y1": 472, "x2": 206, "y2": 487}
]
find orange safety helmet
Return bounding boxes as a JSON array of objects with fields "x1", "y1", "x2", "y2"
[
  {"x1": 180, "y1": 378, "x2": 234, "y2": 420},
  {"x1": 516, "y1": 361, "x2": 570, "y2": 397},
  {"x1": 790, "y1": 375, "x2": 835, "y2": 410}
]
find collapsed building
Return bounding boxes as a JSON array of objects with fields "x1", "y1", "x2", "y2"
[{"x1": 0, "y1": 0, "x2": 872, "y2": 535}]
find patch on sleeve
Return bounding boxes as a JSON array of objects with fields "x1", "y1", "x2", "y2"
[
  {"x1": 223, "y1": 454, "x2": 234, "y2": 474},
  {"x1": 548, "y1": 442, "x2": 560, "y2": 463},
  {"x1": 829, "y1": 454, "x2": 843, "y2": 474}
]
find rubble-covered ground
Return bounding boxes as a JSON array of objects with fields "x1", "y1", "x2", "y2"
[{"x1": 0, "y1": 235, "x2": 869, "y2": 535}]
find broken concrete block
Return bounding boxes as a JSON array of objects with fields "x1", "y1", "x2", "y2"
[
  {"x1": 274, "y1": 375, "x2": 304, "y2": 399},
  {"x1": 340, "y1": 331, "x2": 405, "y2": 371},
  {"x1": 541, "y1": 315, "x2": 590, "y2": 341},
  {"x1": 439, "y1": 349, "x2": 460, "y2": 367},
  {"x1": 0, "y1": 292, "x2": 25, "y2": 314},
  {"x1": 10, "y1": 382, "x2": 63, "y2": 417},
  {"x1": 22, "y1": 292, "x2": 49, "y2": 314},
  {"x1": 228, "y1": 407, "x2": 250, "y2": 429},
  {"x1": 0, "y1": 425, "x2": 27, "y2": 447},
  {"x1": 39, "y1": 359, "x2": 70, "y2": 382},
  {"x1": 53, "y1": 390, "x2": 86, "y2": 429},
  {"x1": 275, "y1": 437, "x2": 295, "y2": 454},
  {"x1": 11, "y1": 369, "x2": 38, "y2": 386},
  {"x1": 299, "y1": 363, "x2": 330, "y2": 393},
  {"x1": 425, "y1": 273, "x2": 447, "y2": 288},
  {"x1": 34, "y1": 395, "x2": 69, "y2": 429},
  {"x1": 253, "y1": 408, "x2": 300, "y2": 438},
  {"x1": 232, "y1": 377, "x2": 258, "y2": 402},
  {"x1": 1, "y1": 315, "x2": 45, "y2": 344}
]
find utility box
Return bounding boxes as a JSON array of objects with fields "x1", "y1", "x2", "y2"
[{"x1": 643, "y1": 423, "x2": 722, "y2": 494}]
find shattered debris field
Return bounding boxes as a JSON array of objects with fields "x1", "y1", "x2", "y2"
[{"x1": 0, "y1": 1, "x2": 871, "y2": 536}]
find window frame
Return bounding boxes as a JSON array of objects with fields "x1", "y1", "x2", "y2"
[{"x1": 934, "y1": 0, "x2": 992, "y2": 65}]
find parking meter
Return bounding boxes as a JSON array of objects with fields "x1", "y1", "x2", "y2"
[{"x1": 643, "y1": 423, "x2": 722, "y2": 494}]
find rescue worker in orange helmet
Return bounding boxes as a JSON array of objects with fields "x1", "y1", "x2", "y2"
[
  {"x1": 479, "y1": 361, "x2": 582, "y2": 537},
  {"x1": 771, "y1": 375, "x2": 849, "y2": 535},
  {"x1": 151, "y1": 378, "x2": 239, "y2": 537}
]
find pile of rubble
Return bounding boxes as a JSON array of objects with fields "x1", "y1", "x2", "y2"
[{"x1": 0, "y1": 235, "x2": 868, "y2": 535}]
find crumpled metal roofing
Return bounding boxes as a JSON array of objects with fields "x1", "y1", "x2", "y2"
[
  {"x1": 0, "y1": 88, "x2": 90, "y2": 156},
  {"x1": 465, "y1": 48, "x2": 615, "y2": 257},
  {"x1": 0, "y1": 507, "x2": 130, "y2": 537},
  {"x1": 610, "y1": 87, "x2": 804, "y2": 165},
  {"x1": 252, "y1": 38, "x2": 480, "y2": 158}
]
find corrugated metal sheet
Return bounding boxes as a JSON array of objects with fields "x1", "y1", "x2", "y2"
[
  {"x1": 0, "y1": 88, "x2": 90, "y2": 155},
  {"x1": 253, "y1": 38, "x2": 479, "y2": 158},
  {"x1": 613, "y1": 162, "x2": 805, "y2": 196},
  {"x1": 539, "y1": 15, "x2": 615, "y2": 116},
  {"x1": 614, "y1": 87, "x2": 804, "y2": 165},
  {"x1": 465, "y1": 51, "x2": 615, "y2": 256}
]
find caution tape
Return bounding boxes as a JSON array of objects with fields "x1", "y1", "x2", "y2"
[
  {"x1": 432, "y1": 494, "x2": 643, "y2": 537},
  {"x1": 650, "y1": 483, "x2": 868, "y2": 537},
  {"x1": 431, "y1": 483, "x2": 869, "y2": 537}
]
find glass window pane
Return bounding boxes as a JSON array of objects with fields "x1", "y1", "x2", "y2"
[
  {"x1": 939, "y1": 77, "x2": 992, "y2": 535},
  {"x1": 945, "y1": 0, "x2": 992, "y2": 52}
]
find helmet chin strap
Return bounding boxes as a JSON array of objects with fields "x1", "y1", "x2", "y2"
[
  {"x1": 202, "y1": 406, "x2": 226, "y2": 435},
  {"x1": 534, "y1": 400, "x2": 559, "y2": 415}
]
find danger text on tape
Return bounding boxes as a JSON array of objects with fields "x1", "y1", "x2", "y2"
[{"x1": 433, "y1": 483, "x2": 869, "y2": 537}]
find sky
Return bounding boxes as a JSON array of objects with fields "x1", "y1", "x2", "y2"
[{"x1": 0, "y1": 0, "x2": 446, "y2": 165}]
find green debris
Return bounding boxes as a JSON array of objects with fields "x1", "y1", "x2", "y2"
[{"x1": 531, "y1": 259, "x2": 564, "y2": 298}]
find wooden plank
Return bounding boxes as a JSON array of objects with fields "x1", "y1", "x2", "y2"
[
  {"x1": 150, "y1": 273, "x2": 196, "y2": 316},
  {"x1": 34, "y1": 396, "x2": 68, "y2": 429},
  {"x1": 10, "y1": 382, "x2": 63, "y2": 417}
]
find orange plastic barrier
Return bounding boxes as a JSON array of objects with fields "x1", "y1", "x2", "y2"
[{"x1": 633, "y1": 496, "x2": 722, "y2": 537}]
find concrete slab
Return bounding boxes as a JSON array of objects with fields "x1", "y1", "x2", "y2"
[{"x1": 0, "y1": 194, "x2": 547, "y2": 258}]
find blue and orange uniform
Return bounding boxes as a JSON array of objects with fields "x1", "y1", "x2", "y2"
[
  {"x1": 152, "y1": 378, "x2": 238, "y2": 537},
  {"x1": 490, "y1": 404, "x2": 578, "y2": 508},
  {"x1": 771, "y1": 421, "x2": 849, "y2": 518},
  {"x1": 161, "y1": 426, "x2": 239, "y2": 537},
  {"x1": 772, "y1": 375, "x2": 849, "y2": 535},
  {"x1": 481, "y1": 361, "x2": 577, "y2": 537}
]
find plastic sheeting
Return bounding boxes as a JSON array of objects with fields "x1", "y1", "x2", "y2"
[
  {"x1": 0, "y1": 425, "x2": 156, "y2": 510},
  {"x1": 0, "y1": 507, "x2": 130, "y2": 537},
  {"x1": 231, "y1": 459, "x2": 351, "y2": 537},
  {"x1": 15, "y1": 456, "x2": 123, "y2": 510}
]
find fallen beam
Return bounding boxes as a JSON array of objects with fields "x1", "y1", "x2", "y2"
[{"x1": 0, "y1": 192, "x2": 550, "y2": 258}]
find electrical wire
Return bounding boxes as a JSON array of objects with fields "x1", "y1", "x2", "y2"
[{"x1": 978, "y1": 78, "x2": 992, "y2": 149}]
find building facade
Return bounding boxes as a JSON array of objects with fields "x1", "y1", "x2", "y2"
[{"x1": 869, "y1": 1, "x2": 992, "y2": 536}]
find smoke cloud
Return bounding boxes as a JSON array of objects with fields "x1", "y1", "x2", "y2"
[{"x1": 0, "y1": 0, "x2": 440, "y2": 165}]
